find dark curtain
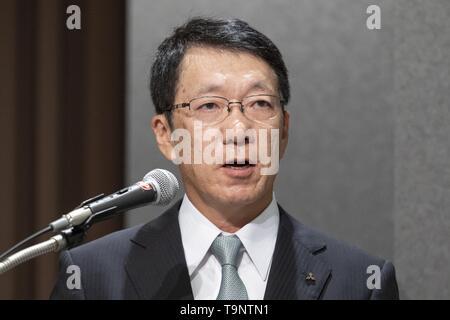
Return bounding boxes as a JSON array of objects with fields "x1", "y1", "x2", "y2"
[{"x1": 0, "y1": 0, "x2": 126, "y2": 299}]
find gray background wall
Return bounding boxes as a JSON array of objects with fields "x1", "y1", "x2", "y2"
[{"x1": 126, "y1": 0, "x2": 450, "y2": 299}]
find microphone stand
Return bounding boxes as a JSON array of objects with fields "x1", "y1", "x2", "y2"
[
  {"x1": 0, "y1": 227, "x2": 85, "y2": 275},
  {"x1": 0, "y1": 206, "x2": 117, "y2": 275}
]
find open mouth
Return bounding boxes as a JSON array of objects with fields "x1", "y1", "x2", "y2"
[{"x1": 222, "y1": 160, "x2": 256, "y2": 169}]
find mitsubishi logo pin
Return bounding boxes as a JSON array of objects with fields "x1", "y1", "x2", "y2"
[{"x1": 305, "y1": 272, "x2": 316, "y2": 284}]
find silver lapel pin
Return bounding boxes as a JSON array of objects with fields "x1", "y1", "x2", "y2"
[{"x1": 305, "y1": 272, "x2": 316, "y2": 284}]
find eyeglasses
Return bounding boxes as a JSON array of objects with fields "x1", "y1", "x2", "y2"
[{"x1": 166, "y1": 94, "x2": 285, "y2": 124}]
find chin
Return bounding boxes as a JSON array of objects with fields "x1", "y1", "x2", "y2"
[{"x1": 218, "y1": 187, "x2": 262, "y2": 206}]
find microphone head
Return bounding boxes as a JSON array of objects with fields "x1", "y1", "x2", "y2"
[{"x1": 143, "y1": 169, "x2": 179, "y2": 205}]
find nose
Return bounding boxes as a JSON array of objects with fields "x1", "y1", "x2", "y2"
[
  {"x1": 224, "y1": 102, "x2": 251, "y2": 126},
  {"x1": 221, "y1": 102, "x2": 254, "y2": 146}
]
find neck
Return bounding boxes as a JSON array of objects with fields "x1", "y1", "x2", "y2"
[{"x1": 185, "y1": 189, "x2": 273, "y2": 234}]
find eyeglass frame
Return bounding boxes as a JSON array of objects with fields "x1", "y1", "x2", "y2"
[{"x1": 164, "y1": 94, "x2": 286, "y2": 122}]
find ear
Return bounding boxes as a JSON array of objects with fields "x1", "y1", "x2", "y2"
[
  {"x1": 279, "y1": 110, "x2": 289, "y2": 159},
  {"x1": 151, "y1": 114, "x2": 173, "y2": 161}
]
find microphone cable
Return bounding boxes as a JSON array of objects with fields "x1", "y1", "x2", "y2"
[{"x1": 0, "y1": 225, "x2": 53, "y2": 261}]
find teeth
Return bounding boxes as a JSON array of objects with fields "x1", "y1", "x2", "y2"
[
  {"x1": 225, "y1": 160, "x2": 249, "y2": 165},
  {"x1": 223, "y1": 161, "x2": 255, "y2": 167}
]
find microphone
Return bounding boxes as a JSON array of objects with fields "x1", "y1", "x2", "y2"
[
  {"x1": 49, "y1": 169, "x2": 179, "y2": 232},
  {"x1": 0, "y1": 169, "x2": 179, "y2": 274}
]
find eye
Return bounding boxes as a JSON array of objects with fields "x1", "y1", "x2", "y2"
[
  {"x1": 195, "y1": 102, "x2": 220, "y2": 112},
  {"x1": 253, "y1": 100, "x2": 273, "y2": 108}
]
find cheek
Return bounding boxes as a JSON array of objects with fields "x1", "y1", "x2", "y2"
[
  {"x1": 180, "y1": 163, "x2": 217, "y2": 185},
  {"x1": 254, "y1": 122, "x2": 282, "y2": 158}
]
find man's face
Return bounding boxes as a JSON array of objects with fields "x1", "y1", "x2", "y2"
[{"x1": 153, "y1": 46, "x2": 289, "y2": 209}]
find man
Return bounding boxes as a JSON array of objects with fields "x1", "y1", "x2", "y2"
[{"x1": 51, "y1": 17, "x2": 399, "y2": 300}]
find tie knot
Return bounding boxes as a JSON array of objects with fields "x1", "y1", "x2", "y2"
[{"x1": 211, "y1": 235, "x2": 242, "y2": 267}]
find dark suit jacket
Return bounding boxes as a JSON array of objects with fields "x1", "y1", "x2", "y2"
[{"x1": 50, "y1": 200, "x2": 399, "y2": 299}]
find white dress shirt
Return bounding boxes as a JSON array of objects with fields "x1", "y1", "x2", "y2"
[{"x1": 178, "y1": 194, "x2": 280, "y2": 300}]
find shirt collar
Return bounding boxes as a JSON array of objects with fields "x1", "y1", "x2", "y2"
[
  {"x1": 178, "y1": 194, "x2": 222, "y2": 277},
  {"x1": 235, "y1": 197, "x2": 279, "y2": 281},
  {"x1": 178, "y1": 194, "x2": 279, "y2": 281}
]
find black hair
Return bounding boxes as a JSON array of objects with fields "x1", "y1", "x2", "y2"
[{"x1": 150, "y1": 17, "x2": 290, "y2": 123}]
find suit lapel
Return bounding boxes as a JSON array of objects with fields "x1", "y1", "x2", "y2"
[
  {"x1": 125, "y1": 200, "x2": 194, "y2": 300},
  {"x1": 124, "y1": 200, "x2": 331, "y2": 300},
  {"x1": 264, "y1": 207, "x2": 331, "y2": 300}
]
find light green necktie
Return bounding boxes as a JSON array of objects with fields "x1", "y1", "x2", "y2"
[{"x1": 210, "y1": 235, "x2": 249, "y2": 300}]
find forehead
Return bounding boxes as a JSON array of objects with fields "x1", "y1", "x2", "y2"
[{"x1": 176, "y1": 46, "x2": 278, "y2": 99}]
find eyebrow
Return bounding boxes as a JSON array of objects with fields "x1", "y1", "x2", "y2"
[
  {"x1": 195, "y1": 84, "x2": 222, "y2": 97},
  {"x1": 194, "y1": 81, "x2": 275, "y2": 97}
]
